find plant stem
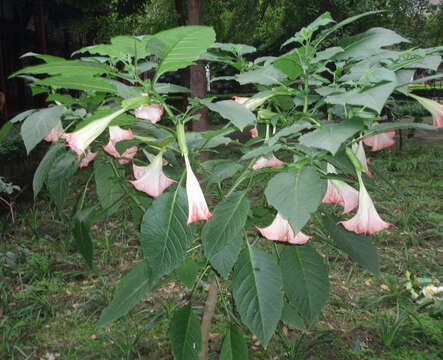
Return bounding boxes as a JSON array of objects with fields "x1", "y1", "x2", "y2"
[{"x1": 198, "y1": 278, "x2": 218, "y2": 360}]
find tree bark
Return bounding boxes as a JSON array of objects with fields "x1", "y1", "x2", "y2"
[
  {"x1": 188, "y1": 0, "x2": 209, "y2": 160},
  {"x1": 198, "y1": 279, "x2": 218, "y2": 360}
]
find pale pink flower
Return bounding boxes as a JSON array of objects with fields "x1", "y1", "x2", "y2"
[
  {"x1": 410, "y1": 94, "x2": 443, "y2": 128},
  {"x1": 252, "y1": 155, "x2": 285, "y2": 170},
  {"x1": 134, "y1": 103, "x2": 164, "y2": 123},
  {"x1": 249, "y1": 126, "x2": 258, "y2": 138},
  {"x1": 352, "y1": 142, "x2": 373, "y2": 177},
  {"x1": 256, "y1": 213, "x2": 311, "y2": 245},
  {"x1": 340, "y1": 177, "x2": 391, "y2": 234},
  {"x1": 103, "y1": 126, "x2": 134, "y2": 158},
  {"x1": 322, "y1": 164, "x2": 359, "y2": 214},
  {"x1": 363, "y1": 131, "x2": 396, "y2": 151},
  {"x1": 79, "y1": 148, "x2": 97, "y2": 168},
  {"x1": 184, "y1": 155, "x2": 212, "y2": 225},
  {"x1": 44, "y1": 120, "x2": 64, "y2": 143},
  {"x1": 232, "y1": 94, "x2": 272, "y2": 111},
  {"x1": 129, "y1": 152, "x2": 176, "y2": 198},
  {"x1": 118, "y1": 145, "x2": 138, "y2": 164},
  {"x1": 62, "y1": 108, "x2": 125, "y2": 156}
]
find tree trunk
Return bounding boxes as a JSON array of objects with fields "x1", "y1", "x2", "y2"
[
  {"x1": 188, "y1": 0, "x2": 209, "y2": 160},
  {"x1": 198, "y1": 279, "x2": 218, "y2": 360}
]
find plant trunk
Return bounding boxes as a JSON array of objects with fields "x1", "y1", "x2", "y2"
[
  {"x1": 188, "y1": 0, "x2": 210, "y2": 161},
  {"x1": 199, "y1": 278, "x2": 218, "y2": 360}
]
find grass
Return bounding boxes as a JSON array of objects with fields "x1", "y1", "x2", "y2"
[{"x1": 0, "y1": 143, "x2": 442, "y2": 359}]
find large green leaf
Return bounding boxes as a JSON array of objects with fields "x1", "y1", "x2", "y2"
[
  {"x1": 140, "y1": 187, "x2": 193, "y2": 279},
  {"x1": 152, "y1": 26, "x2": 216, "y2": 82},
  {"x1": 339, "y1": 27, "x2": 409, "y2": 60},
  {"x1": 235, "y1": 65, "x2": 287, "y2": 85},
  {"x1": 11, "y1": 60, "x2": 109, "y2": 77},
  {"x1": 367, "y1": 122, "x2": 436, "y2": 133},
  {"x1": 268, "y1": 121, "x2": 313, "y2": 146},
  {"x1": 323, "y1": 215, "x2": 380, "y2": 277},
  {"x1": 33, "y1": 143, "x2": 65, "y2": 199},
  {"x1": 94, "y1": 154, "x2": 126, "y2": 215},
  {"x1": 325, "y1": 82, "x2": 397, "y2": 114},
  {"x1": 169, "y1": 305, "x2": 202, "y2": 360},
  {"x1": 202, "y1": 191, "x2": 250, "y2": 261},
  {"x1": 47, "y1": 151, "x2": 79, "y2": 210},
  {"x1": 273, "y1": 53, "x2": 303, "y2": 80},
  {"x1": 200, "y1": 99, "x2": 255, "y2": 131},
  {"x1": 201, "y1": 160, "x2": 242, "y2": 185},
  {"x1": 72, "y1": 207, "x2": 95, "y2": 268},
  {"x1": 36, "y1": 76, "x2": 118, "y2": 93},
  {"x1": 299, "y1": 120, "x2": 364, "y2": 155},
  {"x1": 232, "y1": 244, "x2": 283, "y2": 348},
  {"x1": 209, "y1": 234, "x2": 242, "y2": 279},
  {"x1": 20, "y1": 105, "x2": 64, "y2": 154},
  {"x1": 219, "y1": 325, "x2": 249, "y2": 360},
  {"x1": 98, "y1": 261, "x2": 155, "y2": 326},
  {"x1": 264, "y1": 167, "x2": 327, "y2": 233},
  {"x1": 281, "y1": 302, "x2": 306, "y2": 331},
  {"x1": 280, "y1": 244, "x2": 329, "y2": 324},
  {"x1": 175, "y1": 258, "x2": 200, "y2": 289}
]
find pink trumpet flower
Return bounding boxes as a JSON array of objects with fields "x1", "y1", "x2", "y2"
[
  {"x1": 103, "y1": 126, "x2": 134, "y2": 158},
  {"x1": 340, "y1": 175, "x2": 391, "y2": 234},
  {"x1": 409, "y1": 94, "x2": 443, "y2": 128},
  {"x1": 62, "y1": 108, "x2": 125, "y2": 156},
  {"x1": 184, "y1": 155, "x2": 212, "y2": 225},
  {"x1": 232, "y1": 93, "x2": 272, "y2": 111},
  {"x1": 252, "y1": 154, "x2": 285, "y2": 170},
  {"x1": 363, "y1": 131, "x2": 396, "y2": 151},
  {"x1": 256, "y1": 213, "x2": 311, "y2": 245},
  {"x1": 249, "y1": 126, "x2": 259, "y2": 138},
  {"x1": 79, "y1": 148, "x2": 97, "y2": 168},
  {"x1": 352, "y1": 142, "x2": 373, "y2": 177},
  {"x1": 129, "y1": 152, "x2": 176, "y2": 198},
  {"x1": 118, "y1": 146, "x2": 138, "y2": 165},
  {"x1": 134, "y1": 103, "x2": 164, "y2": 123},
  {"x1": 322, "y1": 164, "x2": 359, "y2": 214},
  {"x1": 44, "y1": 120, "x2": 64, "y2": 143}
]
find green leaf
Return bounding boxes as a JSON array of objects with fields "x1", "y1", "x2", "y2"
[
  {"x1": 201, "y1": 160, "x2": 242, "y2": 185},
  {"x1": 235, "y1": 65, "x2": 286, "y2": 85},
  {"x1": 220, "y1": 325, "x2": 249, "y2": 360},
  {"x1": 323, "y1": 215, "x2": 380, "y2": 277},
  {"x1": 339, "y1": 27, "x2": 409, "y2": 60},
  {"x1": 367, "y1": 122, "x2": 436, "y2": 133},
  {"x1": 299, "y1": 120, "x2": 364, "y2": 155},
  {"x1": 175, "y1": 258, "x2": 200, "y2": 289},
  {"x1": 140, "y1": 187, "x2": 193, "y2": 279},
  {"x1": 240, "y1": 144, "x2": 281, "y2": 160},
  {"x1": 154, "y1": 82, "x2": 191, "y2": 93},
  {"x1": 264, "y1": 167, "x2": 326, "y2": 233},
  {"x1": 152, "y1": 26, "x2": 215, "y2": 83},
  {"x1": 94, "y1": 153, "x2": 126, "y2": 215},
  {"x1": 36, "y1": 76, "x2": 118, "y2": 93},
  {"x1": 280, "y1": 244, "x2": 329, "y2": 324},
  {"x1": 211, "y1": 42, "x2": 256, "y2": 56},
  {"x1": 33, "y1": 143, "x2": 65, "y2": 199},
  {"x1": 47, "y1": 151, "x2": 79, "y2": 210},
  {"x1": 268, "y1": 121, "x2": 313, "y2": 146},
  {"x1": 11, "y1": 60, "x2": 109, "y2": 77},
  {"x1": 281, "y1": 302, "x2": 306, "y2": 331},
  {"x1": 200, "y1": 99, "x2": 255, "y2": 131},
  {"x1": 72, "y1": 207, "x2": 95, "y2": 268},
  {"x1": 325, "y1": 82, "x2": 397, "y2": 114},
  {"x1": 209, "y1": 234, "x2": 242, "y2": 279},
  {"x1": 169, "y1": 305, "x2": 202, "y2": 360},
  {"x1": 10, "y1": 109, "x2": 37, "y2": 123},
  {"x1": 98, "y1": 261, "x2": 155, "y2": 326},
  {"x1": 202, "y1": 191, "x2": 250, "y2": 260},
  {"x1": 274, "y1": 53, "x2": 303, "y2": 80},
  {"x1": 20, "y1": 105, "x2": 64, "y2": 154},
  {"x1": 232, "y1": 244, "x2": 283, "y2": 348},
  {"x1": 0, "y1": 122, "x2": 12, "y2": 144}
]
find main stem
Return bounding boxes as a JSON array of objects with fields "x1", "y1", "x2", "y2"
[{"x1": 198, "y1": 278, "x2": 218, "y2": 360}]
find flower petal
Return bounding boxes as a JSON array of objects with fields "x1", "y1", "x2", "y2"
[
  {"x1": 79, "y1": 149, "x2": 97, "y2": 168},
  {"x1": 352, "y1": 141, "x2": 373, "y2": 177},
  {"x1": 363, "y1": 131, "x2": 396, "y2": 151},
  {"x1": 185, "y1": 156, "x2": 212, "y2": 225},
  {"x1": 252, "y1": 154, "x2": 285, "y2": 170},
  {"x1": 256, "y1": 213, "x2": 310, "y2": 245},
  {"x1": 249, "y1": 126, "x2": 258, "y2": 138},
  {"x1": 134, "y1": 104, "x2": 164, "y2": 123},
  {"x1": 44, "y1": 121, "x2": 64, "y2": 143},
  {"x1": 118, "y1": 145, "x2": 138, "y2": 164}
]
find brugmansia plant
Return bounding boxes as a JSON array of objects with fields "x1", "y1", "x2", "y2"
[{"x1": 10, "y1": 12, "x2": 442, "y2": 359}]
